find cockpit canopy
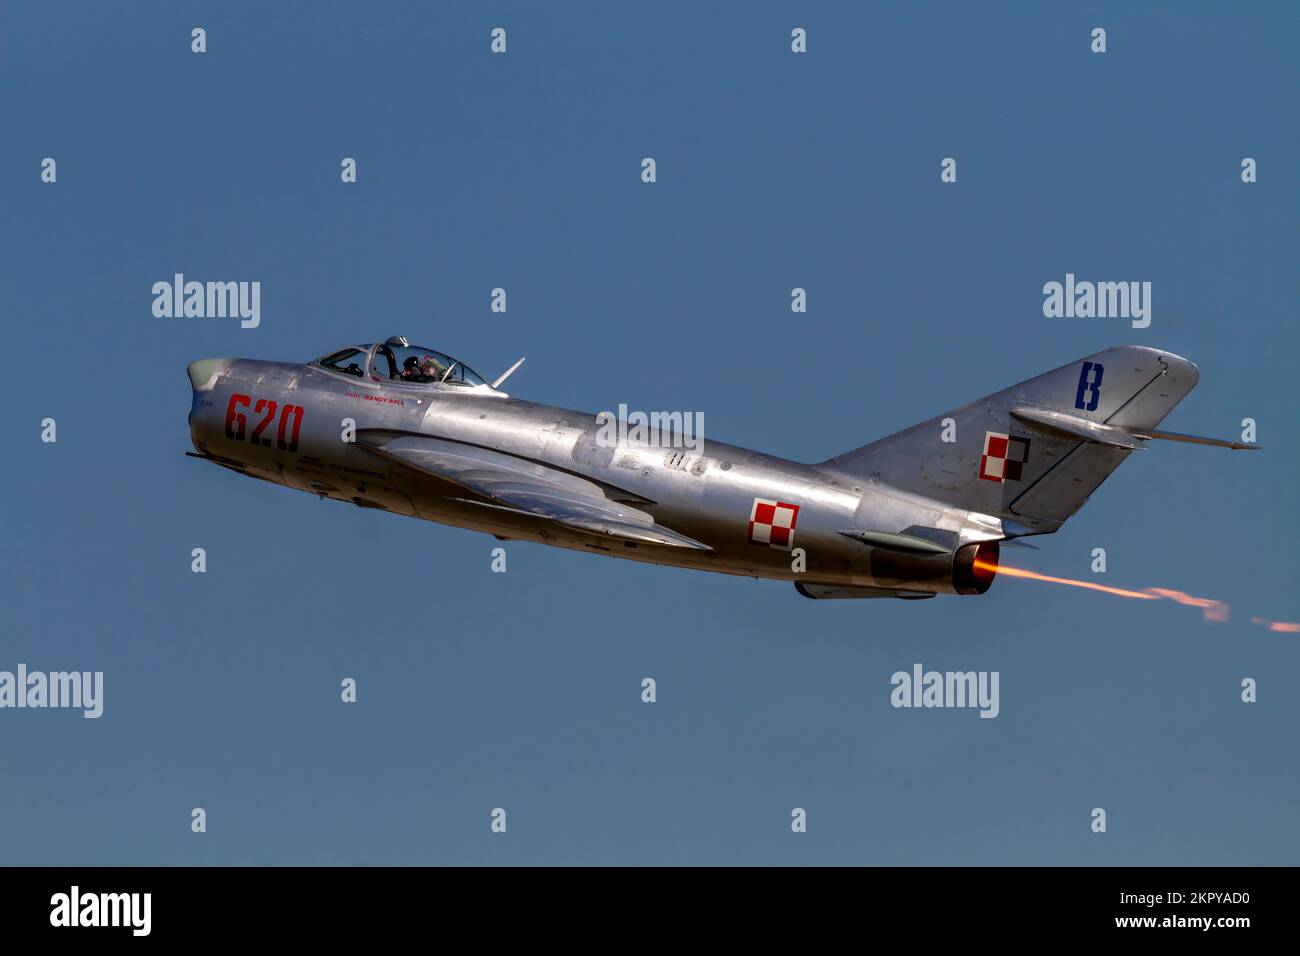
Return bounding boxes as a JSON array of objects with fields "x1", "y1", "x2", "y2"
[{"x1": 315, "y1": 339, "x2": 487, "y2": 388}]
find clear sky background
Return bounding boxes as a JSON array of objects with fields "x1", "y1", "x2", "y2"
[{"x1": 1, "y1": 1, "x2": 1296, "y2": 865}]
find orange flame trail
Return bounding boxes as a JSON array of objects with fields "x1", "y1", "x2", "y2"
[
  {"x1": 974, "y1": 560, "x2": 1295, "y2": 629},
  {"x1": 1144, "y1": 588, "x2": 1229, "y2": 623},
  {"x1": 1251, "y1": 617, "x2": 1300, "y2": 633},
  {"x1": 975, "y1": 560, "x2": 1159, "y2": 602}
]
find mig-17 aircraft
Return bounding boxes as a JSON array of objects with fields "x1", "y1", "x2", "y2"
[{"x1": 186, "y1": 339, "x2": 1254, "y2": 600}]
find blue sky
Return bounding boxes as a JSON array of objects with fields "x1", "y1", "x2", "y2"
[{"x1": 1, "y1": 1, "x2": 1296, "y2": 865}]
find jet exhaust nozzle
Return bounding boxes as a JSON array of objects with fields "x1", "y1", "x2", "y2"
[{"x1": 953, "y1": 540, "x2": 999, "y2": 595}]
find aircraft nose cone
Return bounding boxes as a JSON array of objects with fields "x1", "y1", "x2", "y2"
[{"x1": 187, "y1": 358, "x2": 229, "y2": 391}]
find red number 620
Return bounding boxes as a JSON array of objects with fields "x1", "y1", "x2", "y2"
[{"x1": 224, "y1": 393, "x2": 303, "y2": 452}]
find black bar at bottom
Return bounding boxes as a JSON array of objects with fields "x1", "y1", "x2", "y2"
[{"x1": 0, "y1": 866, "x2": 1279, "y2": 941}]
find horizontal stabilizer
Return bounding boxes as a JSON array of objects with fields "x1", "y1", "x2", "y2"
[
  {"x1": 1010, "y1": 407, "x2": 1147, "y2": 450},
  {"x1": 1011, "y1": 407, "x2": 1259, "y2": 452},
  {"x1": 1134, "y1": 428, "x2": 1261, "y2": 451}
]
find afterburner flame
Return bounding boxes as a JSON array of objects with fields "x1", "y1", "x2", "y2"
[
  {"x1": 975, "y1": 559, "x2": 1296, "y2": 631},
  {"x1": 974, "y1": 560, "x2": 1159, "y2": 602}
]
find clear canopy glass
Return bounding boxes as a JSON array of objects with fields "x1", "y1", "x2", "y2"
[{"x1": 316, "y1": 343, "x2": 486, "y2": 387}]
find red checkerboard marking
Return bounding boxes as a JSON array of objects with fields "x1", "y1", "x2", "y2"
[
  {"x1": 748, "y1": 498, "x2": 800, "y2": 550},
  {"x1": 979, "y1": 431, "x2": 1031, "y2": 483}
]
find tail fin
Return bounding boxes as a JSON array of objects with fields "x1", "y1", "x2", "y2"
[{"x1": 819, "y1": 346, "x2": 1203, "y2": 533}]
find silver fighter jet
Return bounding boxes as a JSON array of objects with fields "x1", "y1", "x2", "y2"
[{"x1": 186, "y1": 340, "x2": 1255, "y2": 600}]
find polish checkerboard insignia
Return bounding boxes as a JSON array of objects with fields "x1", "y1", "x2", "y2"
[
  {"x1": 979, "y1": 431, "x2": 1031, "y2": 483},
  {"x1": 748, "y1": 498, "x2": 800, "y2": 550}
]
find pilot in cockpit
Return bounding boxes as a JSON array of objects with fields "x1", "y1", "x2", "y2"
[{"x1": 398, "y1": 354, "x2": 446, "y2": 383}]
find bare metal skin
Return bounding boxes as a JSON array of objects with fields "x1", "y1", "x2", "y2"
[{"x1": 187, "y1": 340, "x2": 1253, "y2": 601}]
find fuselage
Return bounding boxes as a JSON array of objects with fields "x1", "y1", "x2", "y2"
[{"x1": 187, "y1": 354, "x2": 1002, "y2": 595}]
